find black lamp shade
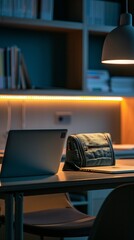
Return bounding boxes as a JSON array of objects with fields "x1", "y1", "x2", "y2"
[{"x1": 102, "y1": 13, "x2": 134, "y2": 64}]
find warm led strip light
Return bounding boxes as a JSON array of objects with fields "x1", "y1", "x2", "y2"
[{"x1": 0, "y1": 95, "x2": 123, "y2": 101}]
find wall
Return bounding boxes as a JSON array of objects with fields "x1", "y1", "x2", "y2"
[
  {"x1": 0, "y1": 98, "x2": 121, "y2": 150},
  {"x1": 121, "y1": 98, "x2": 134, "y2": 144}
]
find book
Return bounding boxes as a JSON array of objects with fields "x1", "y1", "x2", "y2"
[
  {"x1": 0, "y1": 48, "x2": 5, "y2": 89},
  {"x1": 25, "y1": 0, "x2": 37, "y2": 19},
  {"x1": 19, "y1": 63, "x2": 27, "y2": 89},
  {"x1": 5, "y1": 47, "x2": 11, "y2": 89},
  {"x1": 20, "y1": 53, "x2": 31, "y2": 89},
  {"x1": 86, "y1": 0, "x2": 105, "y2": 25},
  {"x1": 13, "y1": 0, "x2": 25, "y2": 18},
  {"x1": 86, "y1": 69, "x2": 110, "y2": 92},
  {"x1": 111, "y1": 76, "x2": 134, "y2": 93},
  {"x1": 1, "y1": 0, "x2": 12, "y2": 17},
  {"x1": 105, "y1": 1, "x2": 121, "y2": 26},
  {"x1": 13, "y1": 0, "x2": 37, "y2": 19},
  {"x1": 40, "y1": 0, "x2": 54, "y2": 20},
  {"x1": 113, "y1": 144, "x2": 134, "y2": 159},
  {"x1": 10, "y1": 46, "x2": 20, "y2": 89},
  {"x1": 4, "y1": 45, "x2": 31, "y2": 90},
  {"x1": 86, "y1": 0, "x2": 120, "y2": 26}
]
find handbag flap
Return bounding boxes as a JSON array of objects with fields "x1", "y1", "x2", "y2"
[
  {"x1": 76, "y1": 133, "x2": 115, "y2": 166},
  {"x1": 63, "y1": 132, "x2": 115, "y2": 171}
]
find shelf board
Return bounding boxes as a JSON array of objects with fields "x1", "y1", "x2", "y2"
[
  {"x1": 0, "y1": 16, "x2": 83, "y2": 31},
  {"x1": 0, "y1": 89, "x2": 86, "y2": 96},
  {"x1": 0, "y1": 89, "x2": 132, "y2": 97},
  {"x1": 88, "y1": 24, "x2": 116, "y2": 34},
  {"x1": 0, "y1": 17, "x2": 116, "y2": 33}
]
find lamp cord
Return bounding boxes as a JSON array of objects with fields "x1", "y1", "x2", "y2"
[{"x1": 126, "y1": 0, "x2": 128, "y2": 13}]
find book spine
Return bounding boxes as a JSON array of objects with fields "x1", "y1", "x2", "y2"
[
  {"x1": 0, "y1": 48, "x2": 5, "y2": 89},
  {"x1": 1, "y1": 0, "x2": 13, "y2": 17},
  {"x1": 40, "y1": 0, "x2": 54, "y2": 20},
  {"x1": 25, "y1": 0, "x2": 38, "y2": 19},
  {"x1": 13, "y1": 0, "x2": 25, "y2": 18},
  {"x1": 20, "y1": 53, "x2": 31, "y2": 89},
  {"x1": 86, "y1": 0, "x2": 94, "y2": 25}
]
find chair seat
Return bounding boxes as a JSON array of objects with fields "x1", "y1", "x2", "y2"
[{"x1": 23, "y1": 208, "x2": 95, "y2": 237}]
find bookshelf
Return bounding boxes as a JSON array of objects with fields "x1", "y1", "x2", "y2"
[{"x1": 0, "y1": 0, "x2": 133, "y2": 96}]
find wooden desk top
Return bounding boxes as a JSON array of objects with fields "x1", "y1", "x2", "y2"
[{"x1": 0, "y1": 161, "x2": 134, "y2": 196}]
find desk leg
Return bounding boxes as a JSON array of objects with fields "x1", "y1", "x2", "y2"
[
  {"x1": 14, "y1": 193, "x2": 23, "y2": 240},
  {"x1": 5, "y1": 194, "x2": 14, "y2": 240}
]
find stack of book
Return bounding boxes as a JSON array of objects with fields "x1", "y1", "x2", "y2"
[
  {"x1": 0, "y1": 46, "x2": 31, "y2": 90},
  {"x1": 0, "y1": 0, "x2": 37, "y2": 19},
  {"x1": 0, "y1": 0, "x2": 54, "y2": 21},
  {"x1": 111, "y1": 77, "x2": 134, "y2": 93},
  {"x1": 86, "y1": 69, "x2": 110, "y2": 92},
  {"x1": 113, "y1": 144, "x2": 134, "y2": 159},
  {"x1": 86, "y1": 0, "x2": 120, "y2": 26}
]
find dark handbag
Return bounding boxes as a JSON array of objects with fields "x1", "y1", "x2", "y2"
[{"x1": 63, "y1": 132, "x2": 115, "y2": 171}]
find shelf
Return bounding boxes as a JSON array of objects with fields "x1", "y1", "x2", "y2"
[
  {"x1": 88, "y1": 24, "x2": 116, "y2": 34},
  {"x1": 0, "y1": 17, "x2": 83, "y2": 32},
  {"x1": 0, "y1": 89, "x2": 130, "y2": 98},
  {"x1": 0, "y1": 1, "x2": 133, "y2": 98},
  {"x1": 0, "y1": 89, "x2": 86, "y2": 96}
]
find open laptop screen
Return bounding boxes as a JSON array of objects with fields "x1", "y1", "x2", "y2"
[{"x1": 1, "y1": 129, "x2": 67, "y2": 178}]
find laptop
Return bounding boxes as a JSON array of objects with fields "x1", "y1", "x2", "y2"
[
  {"x1": 0, "y1": 129, "x2": 67, "y2": 178},
  {"x1": 80, "y1": 163, "x2": 134, "y2": 174}
]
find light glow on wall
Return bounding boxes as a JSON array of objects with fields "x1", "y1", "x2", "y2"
[{"x1": 0, "y1": 95, "x2": 123, "y2": 102}]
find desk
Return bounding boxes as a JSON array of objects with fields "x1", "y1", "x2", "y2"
[{"x1": 1, "y1": 161, "x2": 134, "y2": 240}]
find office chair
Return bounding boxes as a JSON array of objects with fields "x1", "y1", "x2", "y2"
[
  {"x1": 88, "y1": 183, "x2": 134, "y2": 240},
  {"x1": 23, "y1": 193, "x2": 95, "y2": 239}
]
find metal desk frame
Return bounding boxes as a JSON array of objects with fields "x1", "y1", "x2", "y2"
[{"x1": 1, "y1": 162, "x2": 134, "y2": 240}]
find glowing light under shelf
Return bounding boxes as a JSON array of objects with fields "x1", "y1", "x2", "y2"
[{"x1": 0, "y1": 95, "x2": 122, "y2": 101}]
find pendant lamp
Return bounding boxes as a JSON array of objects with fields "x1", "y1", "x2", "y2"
[{"x1": 101, "y1": 0, "x2": 134, "y2": 64}]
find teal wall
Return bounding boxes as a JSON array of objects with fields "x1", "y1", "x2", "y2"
[{"x1": 0, "y1": 27, "x2": 67, "y2": 88}]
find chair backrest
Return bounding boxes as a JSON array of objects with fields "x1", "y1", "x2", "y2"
[{"x1": 89, "y1": 183, "x2": 134, "y2": 240}]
